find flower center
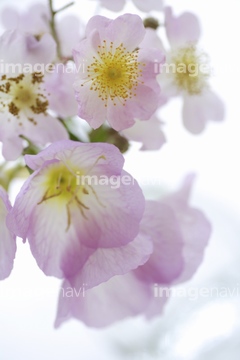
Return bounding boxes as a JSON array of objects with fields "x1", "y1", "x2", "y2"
[
  {"x1": 83, "y1": 40, "x2": 145, "y2": 106},
  {"x1": 41, "y1": 163, "x2": 85, "y2": 203},
  {"x1": 38, "y1": 155, "x2": 106, "y2": 231},
  {"x1": 0, "y1": 72, "x2": 48, "y2": 123},
  {"x1": 171, "y1": 46, "x2": 210, "y2": 95}
]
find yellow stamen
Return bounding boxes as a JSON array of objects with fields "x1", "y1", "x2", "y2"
[
  {"x1": 82, "y1": 40, "x2": 145, "y2": 106},
  {"x1": 171, "y1": 45, "x2": 210, "y2": 95},
  {"x1": 0, "y1": 72, "x2": 48, "y2": 125}
]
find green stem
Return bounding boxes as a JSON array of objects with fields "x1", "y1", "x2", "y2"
[
  {"x1": 55, "y1": 1, "x2": 75, "y2": 14},
  {"x1": 21, "y1": 136, "x2": 41, "y2": 156},
  {"x1": 0, "y1": 162, "x2": 29, "y2": 191},
  {"x1": 49, "y1": 0, "x2": 75, "y2": 60},
  {"x1": 49, "y1": 0, "x2": 61, "y2": 59}
]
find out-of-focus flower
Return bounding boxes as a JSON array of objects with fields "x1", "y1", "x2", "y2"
[
  {"x1": 44, "y1": 63, "x2": 78, "y2": 118},
  {"x1": 8, "y1": 140, "x2": 147, "y2": 282},
  {"x1": 96, "y1": 0, "x2": 163, "y2": 13},
  {"x1": 0, "y1": 30, "x2": 68, "y2": 160},
  {"x1": 0, "y1": 3, "x2": 83, "y2": 59},
  {"x1": 55, "y1": 174, "x2": 211, "y2": 328},
  {"x1": 0, "y1": 187, "x2": 16, "y2": 280},
  {"x1": 158, "y1": 7, "x2": 225, "y2": 134},
  {"x1": 121, "y1": 114, "x2": 166, "y2": 151},
  {"x1": 73, "y1": 14, "x2": 164, "y2": 131}
]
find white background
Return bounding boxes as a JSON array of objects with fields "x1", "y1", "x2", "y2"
[{"x1": 0, "y1": 0, "x2": 240, "y2": 359}]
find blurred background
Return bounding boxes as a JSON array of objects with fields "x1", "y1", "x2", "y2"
[{"x1": 0, "y1": 0, "x2": 240, "y2": 359}]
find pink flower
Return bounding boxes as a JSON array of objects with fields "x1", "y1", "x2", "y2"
[
  {"x1": 73, "y1": 14, "x2": 164, "y2": 131},
  {"x1": 55, "y1": 174, "x2": 211, "y2": 328},
  {"x1": 44, "y1": 63, "x2": 78, "y2": 118},
  {"x1": 1, "y1": 3, "x2": 83, "y2": 59},
  {"x1": 121, "y1": 114, "x2": 166, "y2": 151},
  {"x1": 8, "y1": 140, "x2": 147, "y2": 281},
  {"x1": 97, "y1": 0, "x2": 163, "y2": 12},
  {"x1": 158, "y1": 7, "x2": 225, "y2": 134},
  {"x1": 0, "y1": 30, "x2": 68, "y2": 160},
  {"x1": 0, "y1": 187, "x2": 16, "y2": 280}
]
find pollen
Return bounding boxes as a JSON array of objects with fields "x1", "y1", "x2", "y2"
[
  {"x1": 0, "y1": 72, "x2": 49, "y2": 123},
  {"x1": 83, "y1": 40, "x2": 145, "y2": 106},
  {"x1": 171, "y1": 45, "x2": 210, "y2": 95}
]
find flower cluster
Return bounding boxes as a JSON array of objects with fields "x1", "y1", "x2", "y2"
[{"x1": 0, "y1": 0, "x2": 223, "y2": 328}]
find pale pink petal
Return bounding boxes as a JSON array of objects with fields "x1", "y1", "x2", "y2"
[
  {"x1": 165, "y1": 7, "x2": 201, "y2": 47},
  {"x1": 57, "y1": 16, "x2": 83, "y2": 58},
  {"x1": 24, "y1": 141, "x2": 124, "y2": 171},
  {"x1": 45, "y1": 66, "x2": 78, "y2": 117},
  {"x1": 21, "y1": 114, "x2": 69, "y2": 145},
  {"x1": 122, "y1": 115, "x2": 166, "y2": 151},
  {"x1": 1, "y1": 137, "x2": 23, "y2": 161},
  {"x1": 55, "y1": 272, "x2": 152, "y2": 328},
  {"x1": 182, "y1": 90, "x2": 225, "y2": 134},
  {"x1": 11, "y1": 142, "x2": 145, "y2": 279},
  {"x1": 0, "y1": 187, "x2": 16, "y2": 280},
  {"x1": 8, "y1": 160, "x2": 91, "y2": 278},
  {"x1": 0, "y1": 107, "x2": 68, "y2": 162},
  {"x1": 86, "y1": 14, "x2": 146, "y2": 50},
  {"x1": 134, "y1": 201, "x2": 184, "y2": 284},
  {"x1": 63, "y1": 232, "x2": 152, "y2": 288},
  {"x1": 7, "y1": 167, "x2": 51, "y2": 241},
  {"x1": 74, "y1": 82, "x2": 107, "y2": 129},
  {"x1": 138, "y1": 47, "x2": 165, "y2": 89},
  {"x1": 73, "y1": 29, "x2": 101, "y2": 79},
  {"x1": 140, "y1": 28, "x2": 165, "y2": 52},
  {"x1": 133, "y1": 0, "x2": 163, "y2": 12},
  {"x1": 19, "y1": 4, "x2": 49, "y2": 34},
  {"x1": 68, "y1": 168, "x2": 145, "y2": 249},
  {"x1": 163, "y1": 174, "x2": 212, "y2": 283},
  {"x1": 107, "y1": 84, "x2": 159, "y2": 131},
  {"x1": 24, "y1": 33, "x2": 56, "y2": 64},
  {"x1": 1, "y1": 8, "x2": 19, "y2": 29},
  {"x1": 144, "y1": 287, "x2": 169, "y2": 318},
  {"x1": 0, "y1": 30, "x2": 56, "y2": 66}
]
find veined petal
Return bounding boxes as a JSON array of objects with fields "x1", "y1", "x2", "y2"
[
  {"x1": 11, "y1": 142, "x2": 145, "y2": 279},
  {"x1": 25, "y1": 141, "x2": 124, "y2": 172},
  {"x1": 0, "y1": 188, "x2": 16, "y2": 280},
  {"x1": 163, "y1": 174, "x2": 212, "y2": 283},
  {"x1": 64, "y1": 232, "x2": 152, "y2": 288},
  {"x1": 135, "y1": 201, "x2": 184, "y2": 284},
  {"x1": 55, "y1": 272, "x2": 152, "y2": 328}
]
